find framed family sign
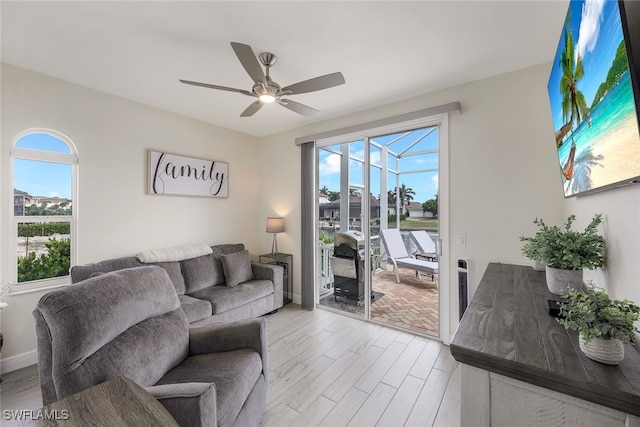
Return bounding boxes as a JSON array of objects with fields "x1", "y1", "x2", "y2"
[{"x1": 148, "y1": 150, "x2": 228, "y2": 198}]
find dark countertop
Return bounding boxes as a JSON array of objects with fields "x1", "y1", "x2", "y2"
[{"x1": 450, "y1": 262, "x2": 640, "y2": 416}]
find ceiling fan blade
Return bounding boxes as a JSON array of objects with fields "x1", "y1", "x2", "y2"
[
  {"x1": 230, "y1": 42, "x2": 266, "y2": 84},
  {"x1": 241, "y1": 100, "x2": 263, "y2": 117},
  {"x1": 278, "y1": 99, "x2": 320, "y2": 117},
  {"x1": 179, "y1": 79, "x2": 254, "y2": 97},
  {"x1": 281, "y1": 72, "x2": 345, "y2": 95}
]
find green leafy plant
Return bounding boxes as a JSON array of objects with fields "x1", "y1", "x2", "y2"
[
  {"x1": 519, "y1": 230, "x2": 545, "y2": 262},
  {"x1": 558, "y1": 282, "x2": 640, "y2": 344},
  {"x1": 319, "y1": 231, "x2": 334, "y2": 245},
  {"x1": 522, "y1": 214, "x2": 605, "y2": 270},
  {"x1": 17, "y1": 238, "x2": 70, "y2": 282}
]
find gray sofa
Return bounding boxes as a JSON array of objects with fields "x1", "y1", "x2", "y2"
[
  {"x1": 70, "y1": 243, "x2": 284, "y2": 326},
  {"x1": 33, "y1": 265, "x2": 268, "y2": 427}
]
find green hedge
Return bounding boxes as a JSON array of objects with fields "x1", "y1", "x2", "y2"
[
  {"x1": 18, "y1": 238, "x2": 70, "y2": 282},
  {"x1": 18, "y1": 222, "x2": 70, "y2": 237}
]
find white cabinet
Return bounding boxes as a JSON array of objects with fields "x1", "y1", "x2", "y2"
[{"x1": 461, "y1": 364, "x2": 640, "y2": 427}]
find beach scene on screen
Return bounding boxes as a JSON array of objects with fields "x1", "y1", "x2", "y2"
[{"x1": 547, "y1": 0, "x2": 640, "y2": 197}]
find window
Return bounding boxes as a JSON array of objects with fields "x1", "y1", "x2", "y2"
[{"x1": 11, "y1": 130, "x2": 78, "y2": 292}]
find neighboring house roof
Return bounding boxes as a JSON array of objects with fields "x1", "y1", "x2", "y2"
[
  {"x1": 14, "y1": 190, "x2": 71, "y2": 206},
  {"x1": 407, "y1": 202, "x2": 423, "y2": 211},
  {"x1": 28, "y1": 196, "x2": 71, "y2": 204}
]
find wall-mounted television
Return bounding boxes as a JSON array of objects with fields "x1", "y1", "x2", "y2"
[{"x1": 547, "y1": 0, "x2": 640, "y2": 197}]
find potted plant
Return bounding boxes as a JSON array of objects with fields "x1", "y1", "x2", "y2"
[
  {"x1": 527, "y1": 214, "x2": 605, "y2": 294},
  {"x1": 519, "y1": 231, "x2": 546, "y2": 271},
  {"x1": 558, "y1": 283, "x2": 639, "y2": 365}
]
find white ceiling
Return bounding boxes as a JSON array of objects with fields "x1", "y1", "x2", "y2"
[{"x1": 1, "y1": 1, "x2": 568, "y2": 138}]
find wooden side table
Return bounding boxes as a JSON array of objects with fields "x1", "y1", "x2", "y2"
[
  {"x1": 6, "y1": 376, "x2": 177, "y2": 427},
  {"x1": 259, "y1": 252, "x2": 292, "y2": 305}
]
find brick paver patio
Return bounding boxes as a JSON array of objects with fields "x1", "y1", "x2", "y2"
[
  {"x1": 317, "y1": 265, "x2": 439, "y2": 337},
  {"x1": 371, "y1": 266, "x2": 439, "y2": 337}
]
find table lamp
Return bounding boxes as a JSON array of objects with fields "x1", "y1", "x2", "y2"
[{"x1": 266, "y1": 217, "x2": 285, "y2": 254}]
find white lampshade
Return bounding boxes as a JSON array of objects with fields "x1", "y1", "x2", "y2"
[
  {"x1": 266, "y1": 217, "x2": 285, "y2": 233},
  {"x1": 266, "y1": 217, "x2": 285, "y2": 254}
]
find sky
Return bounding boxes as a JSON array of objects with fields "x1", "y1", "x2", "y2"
[
  {"x1": 13, "y1": 133, "x2": 73, "y2": 199},
  {"x1": 318, "y1": 127, "x2": 439, "y2": 204},
  {"x1": 547, "y1": 0, "x2": 626, "y2": 131}
]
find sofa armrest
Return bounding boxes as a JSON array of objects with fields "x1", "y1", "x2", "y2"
[
  {"x1": 32, "y1": 308, "x2": 57, "y2": 406},
  {"x1": 252, "y1": 262, "x2": 284, "y2": 309},
  {"x1": 145, "y1": 382, "x2": 216, "y2": 427},
  {"x1": 189, "y1": 318, "x2": 268, "y2": 385}
]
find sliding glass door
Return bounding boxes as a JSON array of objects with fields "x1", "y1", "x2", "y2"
[
  {"x1": 314, "y1": 116, "x2": 448, "y2": 339},
  {"x1": 367, "y1": 127, "x2": 440, "y2": 337},
  {"x1": 317, "y1": 140, "x2": 366, "y2": 320}
]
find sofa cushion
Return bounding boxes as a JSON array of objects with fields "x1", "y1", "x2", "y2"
[
  {"x1": 187, "y1": 280, "x2": 273, "y2": 314},
  {"x1": 157, "y1": 349, "x2": 262, "y2": 427},
  {"x1": 150, "y1": 261, "x2": 186, "y2": 295},
  {"x1": 70, "y1": 257, "x2": 187, "y2": 296},
  {"x1": 215, "y1": 243, "x2": 245, "y2": 255},
  {"x1": 70, "y1": 257, "x2": 143, "y2": 283},
  {"x1": 181, "y1": 248, "x2": 226, "y2": 293},
  {"x1": 221, "y1": 250, "x2": 254, "y2": 287},
  {"x1": 178, "y1": 295, "x2": 212, "y2": 323}
]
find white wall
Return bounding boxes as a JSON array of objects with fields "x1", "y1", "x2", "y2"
[
  {"x1": 0, "y1": 64, "x2": 261, "y2": 363},
  {"x1": 565, "y1": 187, "x2": 640, "y2": 317},
  {"x1": 260, "y1": 63, "x2": 566, "y2": 340}
]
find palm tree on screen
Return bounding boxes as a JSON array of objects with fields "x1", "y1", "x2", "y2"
[{"x1": 559, "y1": 25, "x2": 589, "y2": 141}]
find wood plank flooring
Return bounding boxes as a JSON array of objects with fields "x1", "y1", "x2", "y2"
[
  {"x1": 0, "y1": 304, "x2": 460, "y2": 427},
  {"x1": 262, "y1": 304, "x2": 460, "y2": 427}
]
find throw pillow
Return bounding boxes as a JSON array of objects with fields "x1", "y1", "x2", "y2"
[
  {"x1": 182, "y1": 252, "x2": 225, "y2": 293},
  {"x1": 221, "y1": 250, "x2": 254, "y2": 287}
]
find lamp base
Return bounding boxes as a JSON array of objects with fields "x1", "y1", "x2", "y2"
[{"x1": 271, "y1": 234, "x2": 279, "y2": 255}]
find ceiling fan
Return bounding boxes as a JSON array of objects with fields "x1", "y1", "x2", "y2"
[{"x1": 180, "y1": 42, "x2": 345, "y2": 118}]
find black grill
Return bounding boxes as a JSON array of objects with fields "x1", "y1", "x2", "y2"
[{"x1": 330, "y1": 231, "x2": 374, "y2": 305}]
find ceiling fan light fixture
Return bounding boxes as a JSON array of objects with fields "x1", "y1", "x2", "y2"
[
  {"x1": 259, "y1": 93, "x2": 276, "y2": 103},
  {"x1": 253, "y1": 81, "x2": 279, "y2": 103}
]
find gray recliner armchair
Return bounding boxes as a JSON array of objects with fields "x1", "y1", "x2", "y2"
[{"x1": 33, "y1": 265, "x2": 268, "y2": 427}]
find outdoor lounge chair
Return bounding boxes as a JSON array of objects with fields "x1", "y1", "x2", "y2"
[
  {"x1": 379, "y1": 228, "x2": 438, "y2": 285},
  {"x1": 409, "y1": 230, "x2": 438, "y2": 261}
]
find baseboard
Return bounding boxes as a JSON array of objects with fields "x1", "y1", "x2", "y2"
[{"x1": 1, "y1": 350, "x2": 37, "y2": 374}]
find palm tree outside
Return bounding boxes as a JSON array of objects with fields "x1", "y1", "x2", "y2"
[
  {"x1": 388, "y1": 184, "x2": 416, "y2": 215},
  {"x1": 398, "y1": 184, "x2": 415, "y2": 215}
]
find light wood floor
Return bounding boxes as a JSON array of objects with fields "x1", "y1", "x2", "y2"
[{"x1": 0, "y1": 305, "x2": 460, "y2": 427}]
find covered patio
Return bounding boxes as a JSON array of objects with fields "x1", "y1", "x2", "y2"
[{"x1": 318, "y1": 265, "x2": 438, "y2": 337}]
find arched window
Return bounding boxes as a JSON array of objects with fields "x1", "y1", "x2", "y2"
[{"x1": 11, "y1": 129, "x2": 78, "y2": 291}]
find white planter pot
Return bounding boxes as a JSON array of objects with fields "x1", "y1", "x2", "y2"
[
  {"x1": 579, "y1": 335, "x2": 624, "y2": 365},
  {"x1": 545, "y1": 266, "x2": 583, "y2": 295},
  {"x1": 531, "y1": 259, "x2": 546, "y2": 271}
]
